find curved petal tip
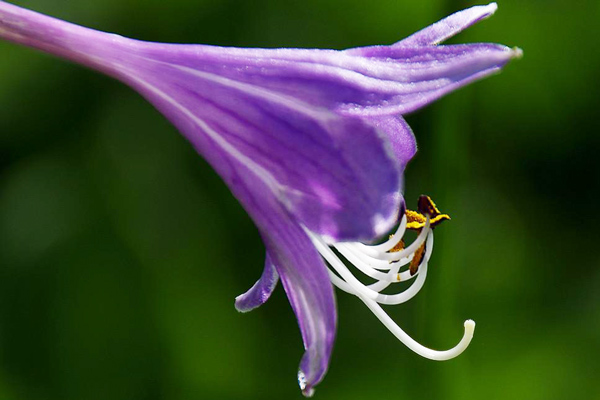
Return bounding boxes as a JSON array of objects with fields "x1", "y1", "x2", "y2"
[
  {"x1": 234, "y1": 254, "x2": 279, "y2": 313},
  {"x1": 511, "y1": 46, "x2": 524, "y2": 59},
  {"x1": 298, "y1": 370, "x2": 315, "y2": 397}
]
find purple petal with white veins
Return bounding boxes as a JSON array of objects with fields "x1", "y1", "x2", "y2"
[
  {"x1": 396, "y1": 2, "x2": 498, "y2": 47},
  {"x1": 123, "y1": 58, "x2": 402, "y2": 241},
  {"x1": 235, "y1": 253, "x2": 279, "y2": 312},
  {"x1": 340, "y1": 43, "x2": 520, "y2": 116},
  {"x1": 262, "y1": 226, "x2": 335, "y2": 397},
  {"x1": 0, "y1": 1, "x2": 403, "y2": 241},
  {"x1": 214, "y1": 151, "x2": 336, "y2": 397},
  {"x1": 0, "y1": 4, "x2": 521, "y2": 242},
  {"x1": 138, "y1": 43, "x2": 520, "y2": 118}
]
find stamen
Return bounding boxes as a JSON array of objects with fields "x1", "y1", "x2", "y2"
[
  {"x1": 310, "y1": 232, "x2": 430, "y2": 305},
  {"x1": 347, "y1": 219, "x2": 430, "y2": 262},
  {"x1": 334, "y1": 244, "x2": 410, "y2": 282},
  {"x1": 406, "y1": 195, "x2": 451, "y2": 230},
  {"x1": 417, "y1": 195, "x2": 443, "y2": 217},
  {"x1": 339, "y1": 243, "x2": 413, "y2": 270},
  {"x1": 389, "y1": 238, "x2": 406, "y2": 253},
  {"x1": 308, "y1": 196, "x2": 474, "y2": 360},
  {"x1": 409, "y1": 242, "x2": 426, "y2": 275}
]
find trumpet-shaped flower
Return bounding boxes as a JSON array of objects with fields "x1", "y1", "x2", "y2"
[{"x1": 0, "y1": 1, "x2": 520, "y2": 395}]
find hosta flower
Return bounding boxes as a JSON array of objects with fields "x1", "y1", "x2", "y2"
[{"x1": 0, "y1": 1, "x2": 520, "y2": 396}]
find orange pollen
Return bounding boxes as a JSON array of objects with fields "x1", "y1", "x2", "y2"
[
  {"x1": 389, "y1": 238, "x2": 405, "y2": 253},
  {"x1": 409, "y1": 242, "x2": 427, "y2": 275}
]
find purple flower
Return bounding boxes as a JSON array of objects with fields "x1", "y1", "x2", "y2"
[{"x1": 0, "y1": 1, "x2": 520, "y2": 395}]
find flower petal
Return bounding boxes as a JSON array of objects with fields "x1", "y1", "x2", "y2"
[
  {"x1": 394, "y1": 2, "x2": 498, "y2": 47},
  {"x1": 205, "y1": 143, "x2": 336, "y2": 396},
  {"x1": 118, "y1": 56, "x2": 402, "y2": 241},
  {"x1": 263, "y1": 228, "x2": 336, "y2": 397},
  {"x1": 339, "y1": 43, "x2": 520, "y2": 116},
  {"x1": 364, "y1": 115, "x2": 417, "y2": 172},
  {"x1": 0, "y1": 2, "x2": 130, "y2": 77},
  {"x1": 0, "y1": 2, "x2": 519, "y2": 242},
  {"x1": 136, "y1": 42, "x2": 519, "y2": 118},
  {"x1": 0, "y1": 2, "x2": 403, "y2": 241},
  {"x1": 235, "y1": 253, "x2": 279, "y2": 313}
]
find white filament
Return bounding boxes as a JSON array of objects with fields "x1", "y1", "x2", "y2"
[{"x1": 307, "y1": 215, "x2": 475, "y2": 361}]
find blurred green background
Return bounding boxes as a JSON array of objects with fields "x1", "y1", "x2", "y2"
[{"x1": 1, "y1": 0, "x2": 599, "y2": 399}]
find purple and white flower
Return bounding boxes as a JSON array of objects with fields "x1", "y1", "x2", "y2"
[{"x1": 0, "y1": 1, "x2": 520, "y2": 395}]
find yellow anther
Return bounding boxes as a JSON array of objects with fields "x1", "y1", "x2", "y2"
[
  {"x1": 417, "y1": 195, "x2": 442, "y2": 216},
  {"x1": 386, "y1": 195, "x2": 449, "y2": 275},
  {"x1": 406, "y1": 195, "x2": 450, "y2": 230}
]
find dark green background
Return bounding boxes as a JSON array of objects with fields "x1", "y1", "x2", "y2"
[{"x1": 1, "y1": 0, "x2": 598, "y2": 399}]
